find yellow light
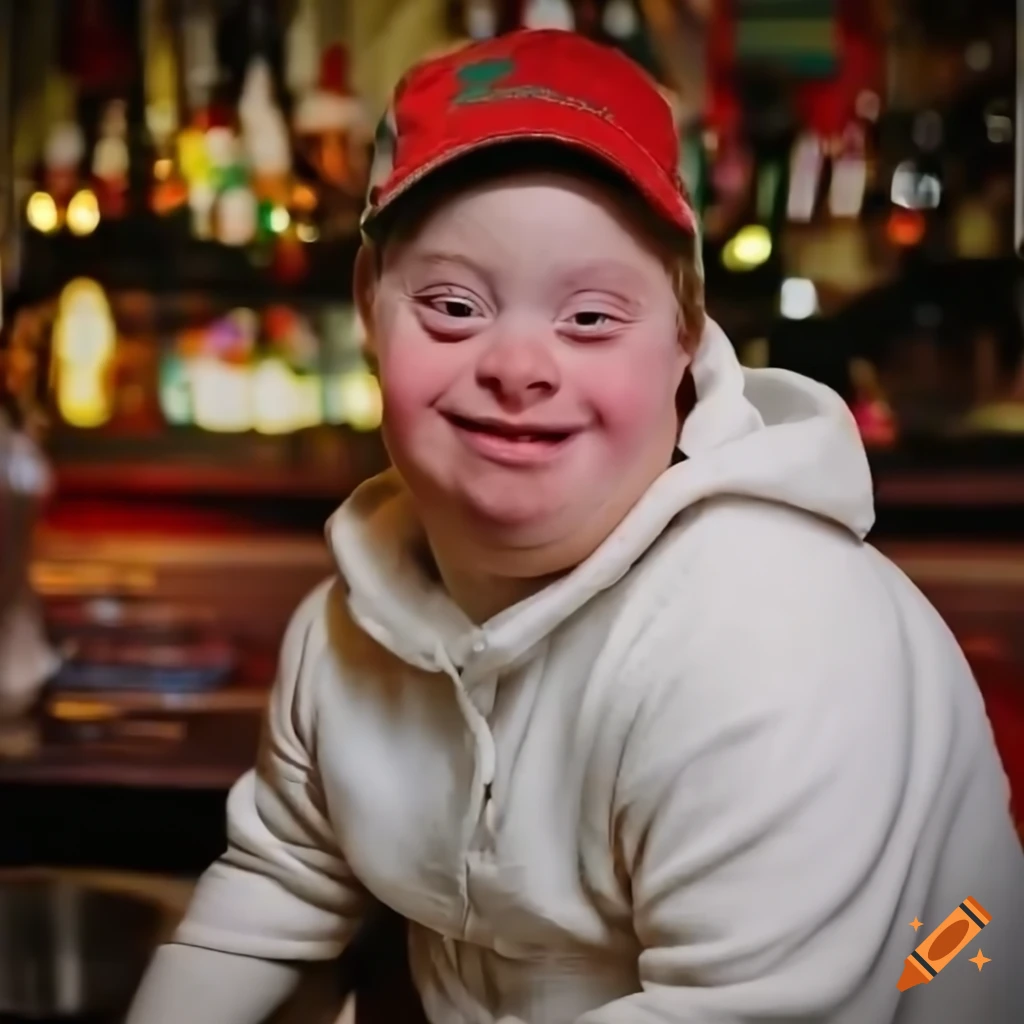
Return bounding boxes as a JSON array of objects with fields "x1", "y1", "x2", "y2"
[
  {"x1": 296, "y1": 223, "x2": 319, "y2": 243},
  {"x1": 332, "y1": 370, "x2": 383, "y2": 432},
  {"x1": 26, "y1": 192, "x2": 59, "y2": 233},
  {"x1": 269, "y1": 205, "x2": 290, "y2": 233},
  {"x1": 722, "y1": 225, "x2": 773, "y2": 272},
  {"x1": 190, "y1": 358, "x2": 253, "y2": 432},
  {"x1": 53, "y1": 278, "x2": 117, "y2": 428},
  {"x1": 66, "y1": 190, "x2": 101, "y2": 236},
  {"x1": 153, "y1": 157, "x2": 173, "y2": 181},
  {"x1": 252, "y1": 358, "x2": 322, "y2": 434}
]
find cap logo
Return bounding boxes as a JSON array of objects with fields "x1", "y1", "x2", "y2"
[
  {"x1": 454, "y1": 58, "x2": 516, "y2": 103},
  {"x1": 453, "y1": 56, "x2": 613, "y2": 121}
]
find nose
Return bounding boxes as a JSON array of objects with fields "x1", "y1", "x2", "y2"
[{"x1": 474, "y1": 326, "x2": 561, "y2": 409}]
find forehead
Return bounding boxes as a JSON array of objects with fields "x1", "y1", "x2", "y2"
[{"x1": 385, "y1": 167, "x2": 672, "y2": 269}]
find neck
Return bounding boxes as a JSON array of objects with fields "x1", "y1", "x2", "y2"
[{"x1": 427, "y1": 540, "x2": 564, "y2": 624}]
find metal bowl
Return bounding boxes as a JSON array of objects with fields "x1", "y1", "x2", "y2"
[{"x1": 0, "y1": 874, "x2": 163, "y2": 1020}]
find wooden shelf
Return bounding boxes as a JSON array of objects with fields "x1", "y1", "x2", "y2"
[
  {"x1": 11, "y1": 215, "x2": 361, "y2": 308},
  {"x1": 54, "y1": 462, "x2": 350, "y2": 499},
  {"x1": 874, "y1": 468, "x2": 1024, "y2": 507}
]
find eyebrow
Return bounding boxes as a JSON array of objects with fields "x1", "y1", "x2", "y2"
[
  {"x1": 556, "y1": 259, "x2": 650, "y2": 292},
  {"x1": 405, "y1": 250, "x2": 490, "y2": 277}
]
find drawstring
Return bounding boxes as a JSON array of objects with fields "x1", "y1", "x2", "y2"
[{"x1": 434, "y1": 643, "x2": 497, "y2": 817}]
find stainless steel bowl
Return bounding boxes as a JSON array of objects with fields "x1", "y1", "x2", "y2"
[{"x1": 0, "y1": 874, "x2": 163, "y2": 1020}]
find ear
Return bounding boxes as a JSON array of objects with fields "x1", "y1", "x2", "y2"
[
  {"x1": 353, "y1": 243, "x2": 379, "y2": 357},
  {"x1": 675, "y1": 316, "x2": 694, "y2": 377}
]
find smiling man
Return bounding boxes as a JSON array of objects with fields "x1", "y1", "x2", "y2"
[{"x1": 127, "y1": 29, "x2": 1024, "y2": 1024}]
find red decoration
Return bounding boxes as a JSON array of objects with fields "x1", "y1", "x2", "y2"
[
  {"x1": 794, "y1": 5, "x2": 882, "y2": 138},
  {"x1": 705, "y1": 0, "x2": 739, "y2": 135},
  {"x1": 271, "y1": 235, "x2": 310, "y2": 284},
  {"x1": 320, "y1": 45, "x2": 352, "y2": 96},
  {"x1": 705, "y1": 0, "x2": 882, "y2": 138}
]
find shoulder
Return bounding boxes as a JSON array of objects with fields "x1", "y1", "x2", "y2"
[
  {"x1": 613, "y1": 501, "x2": 915, "y2": 818},
  {"x1": 635, "y1": 496, "x2": 890, "y2": 630},
  {"x1": 280, "y1": 576, "x2": 343, "y2": 665},
  {"x1": 622, "y1": 497, "x2": 907, "y2": 723},
  {"x1": 667, "y1": 494, "x2": 865, "y2": 578},
  {"x1": 271, "y1": 576, "x2": 347, "y2": 739}
]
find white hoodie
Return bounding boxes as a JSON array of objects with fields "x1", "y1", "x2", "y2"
[{"x1": 176, "y1": 322, "x2": 1024, "y2": 1024}]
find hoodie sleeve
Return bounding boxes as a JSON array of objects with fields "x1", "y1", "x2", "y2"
[
  {"x1": 175, "y1": 580, "x2": 374, "y2": 960},
  {"x1": 577, "y1": 514, "x2": 962, "y2": 1024}
]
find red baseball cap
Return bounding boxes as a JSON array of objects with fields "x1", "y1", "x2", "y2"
[{"x1": 361, "y1": 29, "x2": 697, "y2": 240}]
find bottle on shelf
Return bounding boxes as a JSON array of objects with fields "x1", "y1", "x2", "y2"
[
  {"x1": 521, "y1": 0, "x2": 576, "y2": 31},
  {"x1": 91, "y1": 100, "x2": 130, "y2": 219}
]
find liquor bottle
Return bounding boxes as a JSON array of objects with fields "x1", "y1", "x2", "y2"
[
  {"x1": 522, "y1": 0, "x2": 576, "y2": 31},
  {"x1": 828, "y1": 121, "x2": 867, "y2": 219},
  {"x1": 285, "y1": 0, "x2": 320, "y2": 101},
  {"x1": 599, "y1": 0, "x2": 660, "y2": 77},
  {"x1": 786, "y1": 132, "x2": 825, "y2": 223},
  {"x1": 240, "y1": 58, "x2": 292, "y2": 211},
  {"x1": 41, "y1": 121, "x2": 86, "y2": 217},
  {"x1": 91, "y1": 100, "x2": 130, "y2": 218},
  {"x1": 462, "y1": 0, "x2": 502, "y2": 40},
  {"x1": 294, "y1": 46, "x2": 371, "y2": 200}
]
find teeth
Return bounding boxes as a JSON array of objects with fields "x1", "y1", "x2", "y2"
[
  {"x1": 505, "y1": 432, "x2": 551, "y2": 442},
  {"x1": 450, "y1": 415, "x2": 566, "y2": 443}
]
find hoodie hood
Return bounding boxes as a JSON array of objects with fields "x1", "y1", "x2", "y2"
[{"x1": 327, "y1": 319, "x2": 874, "y2": 675}]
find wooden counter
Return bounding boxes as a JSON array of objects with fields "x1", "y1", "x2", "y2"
[
  {"x1": 0, "y1": 704, "x2": 262, "y2": 790},
  {"x1": 2, "y1": 535, "x2": 1022, "y2": 795}
]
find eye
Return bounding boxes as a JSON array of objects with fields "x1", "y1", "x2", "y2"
[
  {"x1": 428, "y1": 296, "x2": 479, "y2": 318},
  {"x1": 570, "y1": 311, "x2": 612, "y2": 328}
]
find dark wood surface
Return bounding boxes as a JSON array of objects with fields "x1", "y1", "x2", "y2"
[{"x1": 0, "y1": 705, "x2": 262, "y2": 789}]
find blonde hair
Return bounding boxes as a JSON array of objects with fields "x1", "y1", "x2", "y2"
[{"x1": 365, "y1": 141, "x2": 705, "y2": 354}]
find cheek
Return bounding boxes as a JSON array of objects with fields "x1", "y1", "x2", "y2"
[
  {"x1": 376, "y1": 332, "x2": 452, "y2": 436},
  {"x1": 583, "y1": 341, "x2": 684, "y2": 451}
]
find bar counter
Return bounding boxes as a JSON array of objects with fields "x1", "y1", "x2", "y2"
[{"x1": 1, "y1": 535, "x2": 1022, "y2": 810}]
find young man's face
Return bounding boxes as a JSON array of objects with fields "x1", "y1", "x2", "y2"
[{"x1": 362, "y1": 169, "x2": 690, "y2": 578}]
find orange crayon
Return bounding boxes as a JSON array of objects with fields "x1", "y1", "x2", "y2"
[{"x1": 897, "y1": 897, "x2": 991, "y2": 992}]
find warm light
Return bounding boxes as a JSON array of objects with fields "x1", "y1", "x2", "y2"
[
  {"x1": 153, "y1": 177, "x2": 189, "y2": 216},
  {"x1": 332, "y1": 370, "x2": 383, "y2": 431},
  {"x1": 722, "y1": 225, "x2": 772, "y2": 272},
  {"x1": 269, "y1": 205, "x2": 291, "y2": 233},
  {"x1": 780, "y1": 278, "x2": 818, "y2": 320},
  {"x1": 153, "y1": 157, "x2": 173, "y2": 181},
  {"x1": 190, "y1": 358, "x2": 253, "y2": 432},
  {"x1": 291, "y1": 184, "x2": 317, "y2": 212},
  {"x1": 66, "y1": 190, "x2": 101, "y2": 236},
  {"x1": 252, "y1": 358, "x2": 322, "y2": 434},
  {"x1": 296, "y1": 223, "x2": 319, "y2": 243},
  {"x1": 26, "y1": 192, "x2": 60, "y2": 233},
  {"x1": 53, "y1": 279, "x2": 117, "y2": 427},
  {"x1": 886, "y1": 208, "x2": 926, "y2": 247}
]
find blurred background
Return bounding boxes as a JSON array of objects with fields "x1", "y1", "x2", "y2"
[{"x1": 0, "y1": 1, "x2": 1022, "y2": 1021}]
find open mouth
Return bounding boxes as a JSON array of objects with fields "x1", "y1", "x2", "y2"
[{"x1": 444, "y1": 413, "x2": 574, "y2": 445}]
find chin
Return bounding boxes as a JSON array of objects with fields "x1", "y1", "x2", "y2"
[{"x1": 457, "y1": 477, "x2": 569, "y2": 532}]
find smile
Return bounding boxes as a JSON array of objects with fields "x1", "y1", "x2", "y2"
[{"x1": 443, "y1": 413, "x2": 580, "y2": 465}]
